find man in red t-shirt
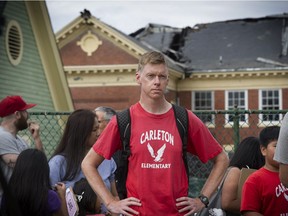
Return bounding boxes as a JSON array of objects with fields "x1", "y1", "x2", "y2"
[{"x1": 82, "y1": 51, "x2": 229, "y2": 216}]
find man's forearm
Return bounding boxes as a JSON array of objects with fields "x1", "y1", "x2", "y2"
[
  {"x1": 85, "y1": 166, "x2": 115, "y2": 206},
  {"x1": 200, "y1": 150, "x2": 229, "y2": 198},
  {"x1": 82, "y1": 151, "x2": 115, "y2": 206},
  {"x1": 34, "y1": 137, "x2": 44, "y2": 152}
]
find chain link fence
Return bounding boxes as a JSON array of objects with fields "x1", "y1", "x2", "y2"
[{"x1": 19, "y1": 109, "x2": 288, "y2": 197}]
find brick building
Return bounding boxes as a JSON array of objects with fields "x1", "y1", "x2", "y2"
[{"x1": 56, "y1": 10, "x2": 288, "y2": 146}]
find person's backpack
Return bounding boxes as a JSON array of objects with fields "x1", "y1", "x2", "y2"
[{"x1": 113, "y1": 104, "x2": 189, "y2": 200}]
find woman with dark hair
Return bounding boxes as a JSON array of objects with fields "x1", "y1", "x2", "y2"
[
  {"x1": 221, "y1": 136, "x2": 265, "y2": 215},
  {"x1": 229, "y1": 136, "x2": 265, "y2": 169},
  {"x1": 2, "y1": 149, "x2": 67, "y2": 216},
  {"x1": 49, "y1": 109, "x2": 98, "y2": 188}
]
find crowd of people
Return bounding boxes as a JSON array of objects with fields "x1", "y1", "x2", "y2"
[{"x1": 0, "y1": 51, "x2": 287, "y2": 216}]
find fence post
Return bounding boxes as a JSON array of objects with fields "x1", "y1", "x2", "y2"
[{"x1": 233, "y1": 105, "x2": 240, "y2": 150}]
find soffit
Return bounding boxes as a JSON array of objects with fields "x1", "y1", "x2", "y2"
[{"x1": 179, "y1": 69, "x2": 288, "y2": 91}]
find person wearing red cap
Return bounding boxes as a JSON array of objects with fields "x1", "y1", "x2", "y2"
[{"x1": 0, "y1": 95, "x2": 44, "y2": 202}]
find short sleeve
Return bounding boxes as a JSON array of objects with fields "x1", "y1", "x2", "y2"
[
  {"x1": 49, "y1": 155, "x2": 66, "y2": 186},
  {"x1": 187, "y1": 111, "x2": 223, "y2": 163},
  {"x1": 241, "y1": 173, "x2": 261, "y2": 213},
  {"x1": 93, "y1": 116, "x2": 122, "y2": 159},
  {"x1": 274, "y1": 113, "x2": 288, "y2": 164},
  {"x1": 47, "y1": 190, "x2": 61, "y2": 213},
  {"x1": 0, "y1": 133, "x2": 27, "y2": 156}
]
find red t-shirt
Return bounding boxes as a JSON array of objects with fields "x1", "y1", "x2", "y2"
[
  {"x1": 93, "y1": 103, "x2": 223, "y2": 216},
  {"x1": 241, "y1": 167, "x2": 288, "y2": 215}
]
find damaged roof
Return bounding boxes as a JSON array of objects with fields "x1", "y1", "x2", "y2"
[{"x1": 130, "y1": 14, "x2": 288, "y2": 74}]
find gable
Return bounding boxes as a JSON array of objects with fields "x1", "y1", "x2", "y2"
[
  {"x1": 56, "y1": 14, "x2": 184, "y2": 92},
  {"x1": 0, "y1": 1, "x2": 73, "y2": 111},
  {"x1": 60, "y1": 29, "x2": 139, "y2": 66}
]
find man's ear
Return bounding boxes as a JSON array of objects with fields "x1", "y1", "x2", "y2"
[
  {"x1": 136, "y1": 71, "x2": 141, "y2": 84},
  {"x1": 14, "y1": 111, "x2": 21, "y2": 119}
]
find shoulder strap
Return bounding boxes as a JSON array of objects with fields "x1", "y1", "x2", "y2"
[
  {"x1": 172, "y1": 104, "x2": 188, "y2": 144},
  {"x1": 116, "y1": 108, "x2": 131, "y2": 156},
  {"x1": 115, "y1": 108, "x2": 131, "y2": 199},
  {"x1": 218, "y1": 167, "x2": 231, "y2": 190},
  {"x1": 172, "y1": 104, "x2": 189, "y2": 179}
]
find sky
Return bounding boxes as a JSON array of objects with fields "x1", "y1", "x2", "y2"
[{"x1": 46, "y1": 0, "x2": 288, "y2": 35}]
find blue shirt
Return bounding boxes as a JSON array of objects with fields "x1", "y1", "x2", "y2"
[{"x1": 49, "y1": 155, "x2": 117, "y2": 188}]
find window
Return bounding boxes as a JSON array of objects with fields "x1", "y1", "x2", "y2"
[
  {"x1": 192, "y1": 91, "x2": 214, "y2": 124},
  {"x1": 259, "y1": 89, "x2": 282, "y2": 122},
  {"x1": 225, "y1": 90, "x2": 248, "y2": 124},
  {"x1": 5, "y1": 20, "x2": 23, "y2": 66}
]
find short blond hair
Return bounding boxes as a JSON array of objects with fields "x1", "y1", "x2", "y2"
[{"x1": 137, "y1": 51, "x2": 167, "y2": 71}]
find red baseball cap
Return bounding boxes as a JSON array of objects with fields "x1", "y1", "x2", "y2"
[{"x1": 0, "y1": 95, "x2": 36, "y2": 117}]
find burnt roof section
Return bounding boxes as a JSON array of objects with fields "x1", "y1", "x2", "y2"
[
  {"x1": 130, "y1": 23, "x2": 183, "y2": 53},
  {"x1": 128, "y1": 23, "x2": 185, "y2": 72},
  {"x1": 81, "y1": 18, "x2": 185, "y2": 73},
  {"x1": 130, "y1": 14, "x2": 288, "y2": 74}
]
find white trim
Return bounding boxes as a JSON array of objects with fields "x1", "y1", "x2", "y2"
[
  {"x1": 224, "y1": 90, "x2": 248, "y2": 125},
  {"x1": 5, "y1": 20, "x2": 23, "y2": 66},
  {"x1": 192, "y1": 91, "x2": 215, "y2": 126},
  {"x1": 258, "y1": 89, "x2": 283, "y2": 124},
  {"x1": 64, "y1": 64, "x2": 137, "y2": 74}
]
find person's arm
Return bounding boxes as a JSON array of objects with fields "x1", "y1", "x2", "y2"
[
  {"x1": 28, "y1": 121, "x2": 44, "y2": 152},
  {"x1": 199, "y1": 150, "x2": 229, "y2": 201},
  {"x1": 110, "y1": 179, "x2": 119, "y2": 200},
  {"x1": 82, "y1": 149, "x2": 141, "y2": 216},
  {"x1": 0, "y1": 136, "x2": 20, "y2": 168},
  {"x1": 53, "y1": 182, "x2": 69, "y2": 216},
  {"x1": 279, "y1": 163, "x2": 288, "y2": 187},
  {"x1": 176, "y1": 150, "x2": 229, "y2": 215},
  {"x1": 1, "y1": 154, "x2": 18, "y2": 168},
  {"x1": 221, "y1": 167, "x2": 241, "y2": 213}
]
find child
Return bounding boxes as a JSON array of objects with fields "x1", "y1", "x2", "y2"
[
  {"x1": 241, "y1": 126, "x2": 288, "y2": 215},
  {"x1": 73, "y1": 178, "x2": 105, "y2": 216},
  {"x1": 1, "y1": 149, "x2": 67, "y2": 216}
]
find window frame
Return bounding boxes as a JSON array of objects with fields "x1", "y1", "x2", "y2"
[
  {"x1": 224, "y1": 90, "x2": 248, "y2": 126},
  {"x1": 258, "y1": 89, "x2": 282, "y2": 125},
  {"x1": 192, "y1": 91, "x2": 215, "y2": 126}
]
